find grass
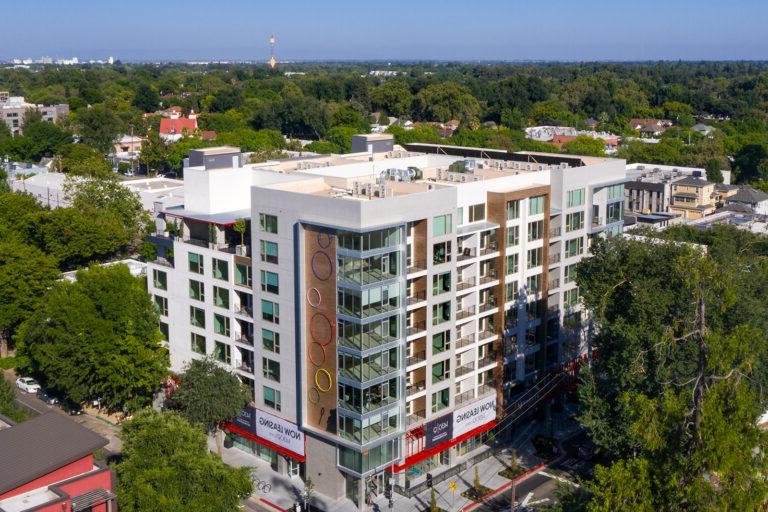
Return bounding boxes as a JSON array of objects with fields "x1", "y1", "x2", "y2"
[
  {"x1": 499, "y1": 464, "x2": 528, "y2": 480},
  {"x1": 0, "y1": 357, "x2": 16, "y2": 370}
]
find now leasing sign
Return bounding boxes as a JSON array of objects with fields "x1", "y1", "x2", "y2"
[
  {"x1": 452, "y1": 394, "x2": 497, "y2": 438},
  {"x1": 255, "y1": 408, "x2": 305, "y2": 457}
]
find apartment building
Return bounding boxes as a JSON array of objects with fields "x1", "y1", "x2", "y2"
[
  {"x1": 145, "y1": 144, "x2": 625, "y2": 509},
  {"x1": 0, "y1": 92, "x2": 69, "y2": 135}
]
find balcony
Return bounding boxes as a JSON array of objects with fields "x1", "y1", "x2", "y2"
[
  {"x1": 407, "y1": 410, "x2": 426, "y2": 427},
  {"x1": 478, "y1": 330, "x2": 496, "y2": 341},
  {"x1": 407, "y1": 290, "x2": 427, "y2": 306},
  {"x1": 548, "y1": 278, "x2": 560, "y2": 290},
  {"x1": 455, "y1": 389, "x2": 475, "y2": 406},
  {"x1": 479, "y1": 270, "x2": 498, "y2": 285},
  {"x1": 478, "y1": 383, "x2": 496, "y2": 397},
  {"x1": 547, "y1": 306, "x2": 561, "y2": 318},
  {"x1": 456, "y1": 361, "x2": 475, "y2": 377},
  {"x1": 407, "y1": 260, "x2": 427, "y2": 274},
  {"x1": 406, "y1": 321, "x2": 427, "y2": 337},
  {"x1": 406, "y1": 351, "x2": 427, "y2": 367},
  {"x1": 456, "y1": 306, "x2": 476, "y2": 321},
  {"x1": 457, "y1": 277, "x2": 476, "y2": 291},
  {"x1": 236, "y1": 361, "x2": 254, "y2": 373},
  {"x1": 406, "y1": 381, "x2": 426, "y2": 397},
  {"x1": 235, "y1": 333, "x2": 254, "y2": 346},
  {"x1": 478, "y1": 355, "x2": 496, "y2": 369},
  {"x1": 548, "y1": 252, "x2": 561, "y2": 265},
  {"x1": 592, "y1": 216, "x2": 603, "y2": 226},
  {"x1": 457, "y1": 248, "x2": 477, "y2": 262},
  {"x1": 550, "y1": 226, "x2": 562, "y2": 238},
  {"x1": 235, "y1": 305, "x2": 253, "y2": 317},
  {"x1": 456, "y1": 333, "x2": 476, "y2": 349},
  {"x1": 479, "y1": 242, "x2": 499, "y2": 256},
  {"x1": 479, "y1": 301, "x2": 497, "y2": 314}
]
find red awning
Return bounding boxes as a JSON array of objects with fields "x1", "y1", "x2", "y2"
[
  {"x1": 225, "y1": 423, "x2": 306, "y2": 463},
  {"x1": 392, "y1": 419, "x2": 497, "y2": 472}
]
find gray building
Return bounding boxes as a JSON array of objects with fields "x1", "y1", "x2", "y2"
[
  {"x1": 0, "y1": 92, "x2": 69, "y2": 135},
  {"x1": 351, "y1": 133, "x2": 394, "y2": 154}
]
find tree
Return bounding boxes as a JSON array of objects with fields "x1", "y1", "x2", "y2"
[
  {"x1": 326, "y1": 126, "x2": 359, "y2": 153},
  {"x1": 132, "y1": 83, "x2": 160, "y2": 113},
  {"x1": 0, "y1": 239, "x2": 58, "y2": 357},
  {"x1": 371, "y1": 81, "x2": 413, "y2": 118},
  {"x1": 430, "y1": 488, "x2": 438, "y2": 512},
  {"x1": 169, "y1": 357, "x2": 250, "y2": 456},
  {"x1": 733, "y1": 143, "x2": 768, "y2": 183},
  {"x1": 562, "y1": 136, "x2": 605, "y2": 157},
  {"x1": 0, "y1": 192, "x2": 43, "y2": 233},
  {"x1": 57, "y1": 144, "x2": 112, "y2": 177},
  {"x1": 0, "y1": 378, "x2": 25, "y2": 422},
  {"x1": 414, "y1": 82, "x2": 481, "y2": 124},
  {"x1": 17, "y1": 264, "x2": 169, "y2": 410},
  {"x1": 76, "y1": 104, "x2": 121, "y2": 153},
  {"x1": 233, "y1": 218, "x2": 247, "y2": 247},
  {"x1": 587, "y1": 458, "x2": 654, "y2": 512},
  {"x1": 140, "y1": 131, "x2": 171, "y2": 174},
  {"x1": 704, "y1": 158, "x2": 724, "y2": 183},
  {"x1": 116, "y1": 409, "x2": 252, "y2": 512},
  {"x1": 4, "y1": 118, "x2": 73, "y2": 161}
]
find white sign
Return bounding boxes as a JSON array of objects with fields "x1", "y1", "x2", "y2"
[
  {"x1": 255, "y1": 409, "x2": 305, "y2": 457},
  {"x1": 452, "y1": 394, "x2": 496, "y2": 438}
]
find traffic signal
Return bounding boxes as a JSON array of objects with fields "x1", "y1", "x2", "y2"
[{"x1": 426, "y1": 473, "x2": 433, "y2": 488}]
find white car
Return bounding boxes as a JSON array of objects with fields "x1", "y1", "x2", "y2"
[{"x1": 16, "y1": 377, "x2": 41, "y2": 393}]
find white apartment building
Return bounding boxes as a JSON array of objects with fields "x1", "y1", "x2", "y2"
[{"x1": 145, "y1": 144, "x2": 626, "y2": 510}]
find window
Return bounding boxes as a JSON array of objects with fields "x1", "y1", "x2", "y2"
[
  {"x1": 235, "y1": 262, "x2": 252, "y2": 287},
  {"x1": 214, "y1": 341, "x2": 231, "y2": 364},
  {"x1": 564, "y1": 264, "x2": 577, "y2": 284},
  {"x1": 566, "y1": 212, "x2": 584, "y2": 232},
  {"x1": 188, "y1": 252, "x2": 204, "y2": 274},
  {"x1": 506, "y1": 225, "x2": 519, "y2": 247},
  {"x1": 189, "y1": 279, "x2": 205, "y2": 301},
  {"x1": 529, "y1": 195, "x2": 545, "y2": 215},
  {"x1": 153, "y1": 269, "x2": 167, "y2": 290},
  {"x1": 565, "y1": 237, "x2": 584, "y2": 258},
  {"x1": 506, "y1": 200, "x2": 520, "y2": 220},
  {"x1": 432, "y1": 272, "x2": 451, "y2": 296},
  {"x1": 191, "y1": 333, "x2": 206, "y2": 354},
  {"x1": 214, "y1": 314, "x2": 230, "y2": 336},
  {"x1": 259, "y1": 213, "x2": 278, "y2": 234},
  {"x1": 607, "y1": 184, "x2": 624, "y2": 200},
  {"x1": 260, "y1": 240, "x2": 278, "y2": 264},
  {"x1": 432, "y1": 331, "x2": 450, "y2": 354},
  {"x1": 260, "y1": 270, "x2": 279, "y2": 294},
  {"x1": 506, "y1": 253, "x2": 519, "y2": 275},
  {"x1": 526, "y1": 274, "x2": 541, "y2": 293},
  {"x1": 190, "y1": 306, "x2": 206, "y2": 328},
  {"x1": 432, "y1": 241, "x2": 451, "y2": 265},
  {"x1": 213, "y1": 258, "x2": 229, "y2": 281},
  {"x1": 469, "y1": 203, "x2": 486, "y2": 223},
  {"x1": 505, "y1": 281, "x2": 519, "y2": 302},
  {"x1": 213, "y1": 286, "x2": 229, "y2": 309},
  {"x1": 154, "y1": 295, "x2": 168, "y2": 316},
  {"x1": 431, "y1": 388, "x2": 450, "y2": 413},
  {"x1": 564, "y1": 287, "x2": 580, "y2": 308},
  {"x1": 456, "y1": 207, "x2": 464, "y2": 226},
  {"x1": 262, "y1": 329, "x2": 280, "y2": 354},
  {"x1": 263, "y1": 386, "x2": 281, "y2": 411},
  {"x1": 433, "y1": 214, "x2": 452, "y2": 236},
  {"x1": 261, "y1": 299, "x2": 280, "y2": 324},
  {"x1": 527, "y1": 220, "x2": 543, "y2": 241},
  {"x1": 607, "y1": 202, "x2": 623, "y2": 223},
  {"x1": 567, "y1": 188, "x2": 585, "y2": 208},
  {"x1": 432, "y1": 302, "x2": 451, "y2": 325},
  {"x1": 159, "y1": 322, "x2": 169, "y2": 341},
  {"x1": 263, "y1": 358, "x2": 281, "y2": 382},
  {"x1": 527, "y1": 247, "x2": 543, "y2": 269},
  {"x1": 432, "y1": 360, "x2": 450, "y2": 383}
]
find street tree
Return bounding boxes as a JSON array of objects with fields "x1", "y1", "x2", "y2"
[
  {"x1": 57, "y1": 144, "x2": 112, "y2": 177},
  {"x1": 0, "y1": 378, "x2": 25, "y2": 422},
  {"x1": 17, "y1": 264, "x2": 169, "y2": 411},
  {"x1": 116, "y1": 409, "x2": 252, "y2": 512},
  {"x1": 169, "y1": 357, "x2": 251, "y2": 456},
  {"x1": 76, "y1": 104, "x2": 121, "y2": 154}
]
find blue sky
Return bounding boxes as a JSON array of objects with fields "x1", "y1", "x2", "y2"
[{"x1": 2, "y1": 0, "x2": 766, "y2": 61}]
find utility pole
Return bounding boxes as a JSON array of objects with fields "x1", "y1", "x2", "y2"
[{"x1": 510, "y1": 478, "x2": 516, "y2": 512}]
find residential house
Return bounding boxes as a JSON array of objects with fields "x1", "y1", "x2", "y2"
[
  {"x1": 668, "y1": 176, "x2": 717, "y2": 220},
  {"x1": 725, "y1": 186, "x2": 768, "y2": 215}
]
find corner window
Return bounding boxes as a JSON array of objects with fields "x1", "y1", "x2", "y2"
[
  {"x1": 213, "y1": 258, "x2": 229, "y2": 281},
  {"x1": 529, "y1": 195, "x2": 545, "y2": 215},
  {"x1": 506, "y1": 200, "x2": 520, "y2": 220},
  {"x1": 469, "y1": 203, "x2": 486, "y2": 223},
  {"x1": 566, "y1": 188, "x2": 585, "y2": 208},
  {"x1": 153, "y1": 269, "x2": 167, "y2": 290},
  {"x1": 259, "y1": 213, "x2": 278, "y2": 234},
  {"x1": 433, "y1": 214, "x2": 452, "y2": 236},
  {"x1": 189, "y1": 279, "x2": 205, "y2": 301},
  {"x1": 188, "y1": 252, "x2": 204, "y2": 274},
  {"x1": 191, "y1": 333, "x2": 206, "y2": 354}
]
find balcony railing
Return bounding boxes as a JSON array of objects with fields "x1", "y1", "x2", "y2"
[
  {"x1": 406, "y1": 321, "x2": 427, "y2": 337},
  {"x1": 548, "y1": 252, "x2": 561, "y2": 265},
  {"x1": 236, "y1": 305, "x2": 253, "y2": 317},
  {"x1": 455, "y1": 389, "x2": 475, "y2": 406},
  {"x1": 406, "y1": 351, "x2": 427, "y2": 367},
  {"x1": 456, "y1": 306, "x2": 476, "y2": 320},
  {"x1": 456, "y1": 361, "x2": 475, "y2": 377},
  {"x1": 479, "y1": 301, "x2": 497, "y2": 314},
  {"x1": 406, "y1": 382, "x2": 426, "y2": 397},
  {"x1": 548, "y1": 278, "x2": 560, "y2": 290},
  {"x1": 236, "y1": 334, "x2": 254, "y2": 346},
  {"x1": 407, "y1": 260, "x2": 427, "y2": 274},
  {"x1": 237, "y1": 362, "x2": 254, "y2": 373},
  {"x1": 456, "y1": 333, "x2": 476, "y2": 349},
  {"x1": 407, "y1": 410, "x2": 426, "y2": 426},
  {"x1": 478, "y1": 330, "x2": 496, "y2": 340},
  {"x1": 407, "y1": 290, "x2": 427, "y2": 306},
  {"x1": 478, "y1": 383, "x2": 496, "y2": 397},
  {"x1": 547, "y1": 306, "x2": 561, "y2": 318},
  {"x1": 478, "y1": 355, "x2": 496, "y2": 368},
  {"x1": 457, "y1": 248, "x2": 476, "y2": 261},
  {"x1": 550, "y1": 226, "x2": 562, "y2": 238},
  {"x1": 592, "y1": 216, "x2": 603, "y2": 226},
  {"x1": 479, "y1": 242, "x2": 498, "y2": 256},
  {"x1": 457, "y1": 277, "x2": 476, "y2": 291}
]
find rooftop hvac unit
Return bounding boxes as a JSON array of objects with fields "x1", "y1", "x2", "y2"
[
  {"x1": 376, "y1": 184, "x2": 386, "y2": 197},
  {"x1": 464, "y1": 159, "x2": 477, "y2": 171},
  {"x1": 461, "y1": 174, "x2": 468, "y2": 183},
  {"x1": 526, "y1": 164, "x2": 532, "y2": 171},
  {"x1": 436, "y1": 169, "x2": 443, "y2": 180},
  {"x1": 353, "y1": 181, "x2": 361, "y2": 195},
  {"x1": 560, "y1": 162, "x2": 568, "y2": 169},
  {"x1": 473, "y1": 175, "x2": 482, "y2": 182}
]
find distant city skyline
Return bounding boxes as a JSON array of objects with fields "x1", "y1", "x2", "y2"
[{"x1": 2, "y1": 0, "x2": 767, "y2": 62}]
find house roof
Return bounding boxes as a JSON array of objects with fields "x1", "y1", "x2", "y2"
[
  {"x1": 727, "y1": 186, "x2": 768, "y2": 205},
  {"x1": 0, "y1": 412, "x2": 107, "y2": 495},
  {"x1": 673, "y1": 175, "x2": 713, "y2": 187},
  {"x1": 692, "y1": 123, "x2": 714, "y2": 131},
  {"x1": 552, "y1": 134, "x2": 577, "y2": 145},
  {"x1": 718, "y1": 202, "x2": 755, "y2": 214},
  {"x1": 200, "y1": 130, "x2": 217, "y2": 141},
  {"x1": 159, "y1": 117, "x2": 197, "y2": 135},
  {"x1": 715, "y1": 183, "x2": 739, "y2": 192}
]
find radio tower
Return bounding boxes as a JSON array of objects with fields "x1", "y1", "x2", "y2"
[{"x1": 268, "y1": 34, "x2": 276, "y2": 69}]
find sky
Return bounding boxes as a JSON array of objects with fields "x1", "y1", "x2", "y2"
[{"x1": 1, "y1": 0, "x2": 767, "y2": 62}]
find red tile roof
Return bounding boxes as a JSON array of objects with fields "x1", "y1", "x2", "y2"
[{"x1": 159, "y1": 117, "x2": 197, "y2": 135}]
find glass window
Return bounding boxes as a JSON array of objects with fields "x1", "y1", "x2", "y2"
[
  {"x1": 433, "y1": 214, "x2": 452, "y2": 236},
  {"x1": 262, "y1": 329, "x2": 280, "y2": 354},
  {"x1": 153, "y1": 269, "x2": 167, "y2": 290},
  {"x1": 567, "y1": 188, "x2": 585, "y2": 208},
  {"x1": 214, "y1": 313, "x2": 230, "y2": 336},
  {"x1": 565, "y1": 287, "x2": 580, "y2": 308},
  {"x1": 188, "y1": 252, "x2": 203, "y2": 274},
  {"x1": 191, "y1": 333, "x2": 206, "y2": 354},
  {"x1": 564, "y1": 264, "x2": 577, "y2": 284},
  {"x1": 607, "y1": 184, "x2": 624, "y2": 200},
  {"x1": 456, "y1": 207, "x2": 464, "y2": 226},
  {"x1": 261, "y1": 299, "x2": 280, "y2": 324},
  {"x1": 154, "y1": 295, "x2": 168, "y2": 316},
  {"x1": 432, "y1": 360, "x2": 450, "y2": 383},
  {"x1": 259, "y1": 213, "x2": 278, "y2": 234},
  {"x1": 214, "y1": 341, "x2": 231, "y2": 364},
  {"x1": 263, "y1": 386, "x2": 281, "y2": 411},
  {"x1": 263, "y1": 358, "x2": 281, "y2": 382},
  {"x1": 432, "y1": 331, "x2": 450, "y2": 354},
  {"x1": 565, "y1": 237, "x2": 584, "y2": 258},
  {"x1": 506, "y1": 200, "x2": 520, "y2": 220},
  {"x1": 213, "y1": 258, "x2": 229, "y2": 281},
  {"x1": 529, "y1": 195, "x2": 545, "y2": 215},
  {"x1": 260, "y1": 240, "x2": 278, "y2": 264},
  {"x1": 566, "y1": 212, "x2": 584, "y2": 232},
  {"x1": 527, "y1": 247, "x2": 543, "y2": 269},
  {"x1": 213, "y1": 286, "x2": 229, "y2": 309},
  {"x1": 431, "y1": 388, "x2": 449, "y2": 413},
  {"x1": 235, "y1": 262, "x2": 252, "y2": 287},
  {"x1": 432, "y1": 272, "x2": 451, "y2": 296},
  {"x1": 189, "y1": 279, "x2": 205, "y2": 301},
  {"x1": 505, "y1": 281, "x2": 519, "y2": 302},
  {"x1": 432, "y1": 241, "x2": 451, "y2": 265},
  {"x1": 527, "y1": 220, "x2": 543, "y2": 241},
  {"x1": 159, "y1": 321, "x2": 169, "y2": 341},
  {"x1": 607, "y1": 202, "x2": 623, "y2": 224},
  {"x1": 506, "y1": 225, "x2": 519, "y2": 247},
  {"x1": 260, "y1": 270, "x2": 279, "y2": 294},
  {"x1": 432, "y1": 301, "x2": 451, "y2": 325},
  {"x1": 526, "y1": 274, "x2": 541, "y2": 293},
  {"x1": 469, "y1": 203, "x2": 486, "y2": 223},
  {"x1": 190, "y1": 306, "x2": 206, "y2": 328},
  {"x1": 506, "y1": 253, "x2": 519, "y2": 274}
]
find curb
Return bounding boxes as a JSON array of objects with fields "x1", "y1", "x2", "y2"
[
  {"x1": 461, "y1": 461, "x2": 548, "y2": 511},
  {"x1": 260, "y1": 498, "x2": 289, "y2": 512}
]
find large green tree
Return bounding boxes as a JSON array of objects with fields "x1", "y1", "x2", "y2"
[
  {"x1": 57, "y1": 143, "x2": 112, "y2": 177},
  {"x1": 76, "y1": 104, "x2": 121, "y2": 153},
  {"x1": 17, "y1": 264, "x2": 169, "y2": 411},
  {"x1": 116, "y1": 409, "x2": 252, "y2": 512},
  {"x1": 132, "y1": 83, "x2": 160, "y2": 113},
  {"x1": 170, "y1": 357, "x2": 251, "y2": 456},
  {"x1": 562, "y1": 135, "x2": 605, "y2": 157},
  {"x1": 414, "y1": 82, "x2": 481, "y2": 124}
]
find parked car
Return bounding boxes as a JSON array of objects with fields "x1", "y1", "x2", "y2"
[
  {"x1": 36, "y1": 389, "x2": 59, "y2": 405},
  {"x1": 16, "y1": 377, "x2": 41, "y2": 393},
  {"x1": 62, "y1": 400, "x2": 84, "y2": 415}
]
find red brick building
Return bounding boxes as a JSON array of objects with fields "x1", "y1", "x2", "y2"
[{"x1": 0, "y1": 413, "x2": 115, "y2": 512}]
